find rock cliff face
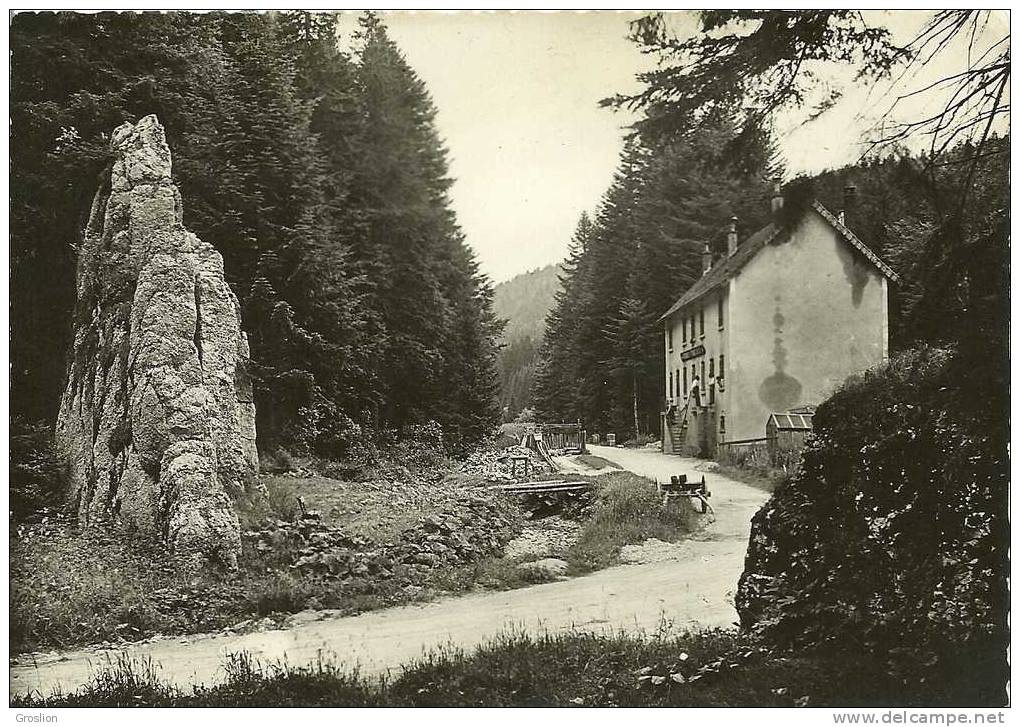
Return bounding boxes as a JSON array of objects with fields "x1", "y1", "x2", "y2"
[{"x1": 55, "y1": 115, "x2": 257, "y2": 568}]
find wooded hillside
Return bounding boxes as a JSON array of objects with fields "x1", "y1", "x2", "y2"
[
  {"x1": 492, "y1": 264, "x2": 561, "y2": 420},
  {"x1": 11, "y1": 11, "x2": 501, "y2": 459}
]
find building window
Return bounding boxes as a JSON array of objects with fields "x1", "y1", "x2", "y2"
[
  {"x1": 682, "y1": 367, "x2": 687, "y2": 396},
  {"x1": 720, "y1": 415, "x2": 726, "y2": 433},
  {"x1": 709, "y1": 382, "x2": 715, "y2": 405},
  {"x1": 682, "y1": 317, "x2": 687, "y2": 343},
  {"x1": 709, "y1": 357, "x2": 715, "y2": 378},
  {"x1": 667, "y1": 326, "x2": 673, "y2": 352},
  {"x1": 669, "y1": 371, "x2": 674, "y2": 398},
  {"x1": 690, "y1": 315, "x2": 695, "y2": 341},
  {"x1": 700, "y1": 360, "x2": 705, "y2": 385},
  {"x1": 699, "y1": 308, "x2": 705, "y2": 337},
  {"x1": 717, "y1": 297, "x2": 724, "y2": 329},
  {"x1": 719, "y1": 354, "x2": 725, "y2": 379}
]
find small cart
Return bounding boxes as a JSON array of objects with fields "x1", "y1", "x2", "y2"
[{"x1": 658, "y1": 474, "x2": 713, "y2": 514}]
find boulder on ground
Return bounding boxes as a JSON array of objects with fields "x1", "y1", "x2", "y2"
[{"x1": 517, "y1": 557, "x2": 569, "y2": 580}]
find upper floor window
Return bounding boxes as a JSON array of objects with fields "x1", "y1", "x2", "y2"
[
  {"x1": 667, "y1": 326, "x2": 673, "y2": 351},
  {"x1": 709, "y1": 357, "x2": 715, "y2": 378},
  {"x1": 682, "y1": 316, "x2": 687, "y2": 343},
  {"x1": 669, "y1": 370, "x2": 674, "y2": 398},
  {"x1": 717, "y1": 297, "x2": 724, "y2": 329},
  {"x1": 719, "y1": 354, "x2": 725, "y2": 379},
  {"x1": 699, "y1": 307, "x2": 705, "y2": 337},
  {"x1": 682, "y1": 367, "x2": 687, "y2": 396}
]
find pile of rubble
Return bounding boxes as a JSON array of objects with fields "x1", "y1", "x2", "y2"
[
  {"x1": 503, "y1": 516, "x2": 583, "y2": 561},
  {"x1": 243, "y1": 496, "x2": 520, "y2": 588},
  {"x1": 459, "y1": 445, "x2": 553, "y2": 481}
]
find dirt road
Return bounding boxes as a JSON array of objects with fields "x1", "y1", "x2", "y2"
[{"x1": 10, "y1": 447, "x2": 769, "y2": 697}]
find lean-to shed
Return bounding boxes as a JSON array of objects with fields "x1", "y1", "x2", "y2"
[{"x1": 766, "y1": 410, "x2": 814, "y2": 452}]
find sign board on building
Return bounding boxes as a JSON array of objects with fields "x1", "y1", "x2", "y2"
[{"x1": 680, "y1": 345, "x2": 705, "y2": 362}]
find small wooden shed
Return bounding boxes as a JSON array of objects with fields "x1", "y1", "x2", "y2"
[{"x1": 766, "y1": 410, "x2": 814, "y2": 452}]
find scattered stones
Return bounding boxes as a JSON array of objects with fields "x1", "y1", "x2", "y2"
[
  {"x1": 459, "y1": 445, "x2": 553, "y2": 481},
  {"x1": 243, "y1": 494, "x2": 520, "y2": 591},
  {"x1": 503, "y1": 516, "x2": 582, "y2": 560}
]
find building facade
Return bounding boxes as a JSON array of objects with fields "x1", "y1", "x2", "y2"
[{"x1": 660, "y1": 190, "x2": 898, "y2": 454}]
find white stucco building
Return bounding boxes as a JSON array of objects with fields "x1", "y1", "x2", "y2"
[{"x1": 660, "y1": 187, "x2": 899, "y2": 455}]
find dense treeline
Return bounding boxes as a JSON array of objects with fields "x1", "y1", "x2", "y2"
[
  {"x1": 11, "y1": 11, "x2": 500, "y2": 459},
  {"x1": 533, "y1": 126, "x2": 775, "y2": 438}
]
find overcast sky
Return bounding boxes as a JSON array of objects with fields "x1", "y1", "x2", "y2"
[{"x1": 340, "y1": 11, "x2": 1008, "y2": 284}]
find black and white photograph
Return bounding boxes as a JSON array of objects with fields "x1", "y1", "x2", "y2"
[{"x1": 6, "y1": 7, "x2": 1011, "y2": 713}]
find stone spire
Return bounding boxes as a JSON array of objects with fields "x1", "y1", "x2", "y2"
[{"x1": 55, "y1": 115, "x2": 257, "y2": 569}]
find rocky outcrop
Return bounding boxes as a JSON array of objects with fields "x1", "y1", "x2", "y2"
[{"x1": 55, "y1": 115, "x2": 257, "y2": 568}]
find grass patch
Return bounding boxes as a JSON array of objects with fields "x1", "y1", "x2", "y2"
[
  {"x1": 566, "y1": 471, "x2": 698, "y2": 573},
  {"x1": 12, "y1": 629, "x2": 993, "y2": 707},
  {"x1": 10, "y1": 520, "x2": 253, "y2": 653},
  {"x1": 710, "y1": 462, "x2": 789, "y2": 494}
]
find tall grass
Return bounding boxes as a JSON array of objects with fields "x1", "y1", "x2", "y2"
[
  {"x1": 13, "y1": 627, "x2": 976, "y2": 707},
  {"x1": 567, "y1": 472, "x2": 698, "y2": 572}
]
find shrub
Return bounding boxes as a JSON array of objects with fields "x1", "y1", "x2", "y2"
[{"x1": 737, "y1": 346, "x2": 1008, "y2": 703}]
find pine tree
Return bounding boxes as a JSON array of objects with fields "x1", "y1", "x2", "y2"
[{"x1": 350, "y1": 13, "x2": 499, "y2": 447}]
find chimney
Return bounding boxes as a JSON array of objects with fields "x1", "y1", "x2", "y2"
[
  {"x1": 727, "y1": 216, "x2": 738, "y2": 255},
  {"x1": 770, "y1": 178, "x2": 784, "y2": 221},
  {"x1": 842, "y1": 183, "x2": 858, "y2": 230},
  {"x1": 701, "y1": 243, "x2": 712, "y2": 276}
]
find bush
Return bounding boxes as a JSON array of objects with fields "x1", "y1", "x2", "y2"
[
  {"x1": 10, "y1": 418, "x2": 66, "y2": 521},
  {"x1": 737, "y1": 346, "x2": 1008, "y2": 704},
  {"x1": 568, "y1": 472, "x2": 697, "y2": 572}
]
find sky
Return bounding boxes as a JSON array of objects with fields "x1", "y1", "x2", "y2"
[{"x1": 340, "y1": 10, "x2": 1009, "y2": 285}]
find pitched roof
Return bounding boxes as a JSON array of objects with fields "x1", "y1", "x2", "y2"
[
  {"x1": 658, "y1": 201, "x2": 900, "y2": 322},
  {"x1": 768, "y1": 411, "x2": 814, "y2": 431}
]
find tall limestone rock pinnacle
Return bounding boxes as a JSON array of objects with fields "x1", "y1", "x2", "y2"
[{"x1": 55, "y1": 115, "x2": 257, "y2": 568}]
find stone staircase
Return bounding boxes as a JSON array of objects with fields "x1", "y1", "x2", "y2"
[{"x1": 663, "y1": 395, "x2": 693, "y2": 455}]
